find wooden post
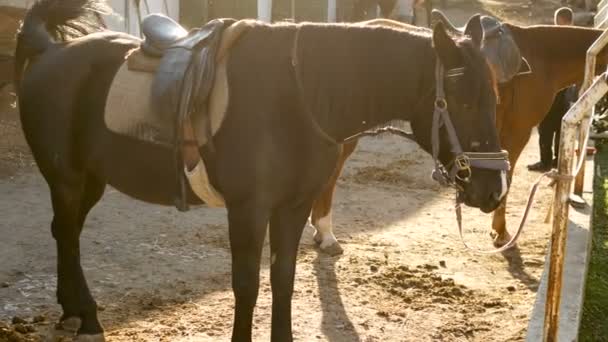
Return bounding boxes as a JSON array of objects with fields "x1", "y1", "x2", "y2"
[
  {"x1": 573, "y1": 145, "x2": 587, "y2": 195},
  {"x1": 543, "y1": 74, "x2": 608, "y2": 341},
  {"x1": 573, "y1": 28, "x2": 608, "y2": 195}
]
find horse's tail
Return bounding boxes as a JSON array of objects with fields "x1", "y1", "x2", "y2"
[{"x1": 14, "y1": 0, "x2": 111, "y2": 93}]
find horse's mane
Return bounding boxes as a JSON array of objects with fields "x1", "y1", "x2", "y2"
[
  {"x1": 296, "y1": 22, "x2": 433, "y2": 97},
  {"x1": 291, "y1": 21, "x2": 493, "y2": 104}
]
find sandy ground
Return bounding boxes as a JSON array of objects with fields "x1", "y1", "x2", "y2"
[{"x1": 0, "y1": 1, "x2": 571, "y2": 341}]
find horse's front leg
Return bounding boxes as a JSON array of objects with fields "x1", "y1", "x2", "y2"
[
  {"x1": 492, "y1": 128, "x2": 530, "y2": 247},
  {"x1": 269, "y1": 200, "x2": 314, "y2": 342},
  {"x1": 311, "y1": 139, "x2": 358, "y2": 255},
  {"x1": 227, "y1": 202, "x2": 269, "y2": 342}
]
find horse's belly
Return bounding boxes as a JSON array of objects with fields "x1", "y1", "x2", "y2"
[{"x1": 102, "y1": 132, "x2": 203, "y2": 206}]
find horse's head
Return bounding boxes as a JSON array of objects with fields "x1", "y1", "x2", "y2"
[
  {"x1": 429, "y1": 18, "x2": 509, "y2": 213},
  {"x1": 431, "y1": 9, "x2": 531, "y2": 84}
]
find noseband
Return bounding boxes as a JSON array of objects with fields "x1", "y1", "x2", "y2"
[{"x1": 430, "y1": 61, "x2": 510, "y2": 191}]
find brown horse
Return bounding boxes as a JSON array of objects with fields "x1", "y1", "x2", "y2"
[{"x1": 311, "y1": 18, "x2": 608, "y2": 254}]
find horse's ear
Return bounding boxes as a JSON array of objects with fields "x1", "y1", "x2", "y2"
[
  {"x1": 433, "y1": 21, "x2": 461, "y2": 68},
  {"x1": 464, "y1": 14, "x2": 483, "y2": 48},
  {"x1": 431, "y1": 9, "x2": 461, "y2": 35}
]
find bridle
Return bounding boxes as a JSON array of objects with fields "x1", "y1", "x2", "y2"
[{"x1": 430, "y1": 61, "x2": 510, "y2": 191}]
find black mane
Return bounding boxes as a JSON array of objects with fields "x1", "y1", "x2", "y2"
[{"x1": 294, "y1": 23, "x2": 483, "y2": 142}]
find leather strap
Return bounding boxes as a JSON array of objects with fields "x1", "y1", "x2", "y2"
[
  {"x1": 431, "y1": 61, "x2": 510, "y2": 188},
  {"x1": 456, "y1": 169, "x2": 573, "y2": 254}
]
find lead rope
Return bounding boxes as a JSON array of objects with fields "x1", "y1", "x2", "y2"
[{"x1": 456, "y1": 169, "x2": 573, "y2": 254}]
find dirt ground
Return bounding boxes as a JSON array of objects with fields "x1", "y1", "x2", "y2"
[{"x1": 0, "y1": 1, "x2": 575, "y2": 341}]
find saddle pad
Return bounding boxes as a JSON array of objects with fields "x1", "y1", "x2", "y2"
[
  {"x1": 104, "y1": 19, "x2": 256, "y2": 145},
  {"x1": 104, "y1": 20, "x2": 256, "y2": 206},
  {"x1": 126, "y1": 48, "x2": 160, "y2": 73},
  {"x1": 104, "y1": 64, "x2": 167, "y2": 144}
]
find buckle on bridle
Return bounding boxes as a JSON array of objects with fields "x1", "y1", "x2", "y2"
[
  {"x1": 435, "y1": 98, "x2": 447, "y2": 110},
  {"x1": 454, "y1": 154, "x2": 470, "y2": 170},
  {"x1": 454, "y1": 154, "x2": 472, "y2": 182}
]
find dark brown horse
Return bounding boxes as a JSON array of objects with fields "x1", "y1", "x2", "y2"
[
  {"x1": 15, "y1": 0, "x2": 506, "y2": 340},
  {"x1": 310, "y1": 15, "x2": 608, "y2": 255}
]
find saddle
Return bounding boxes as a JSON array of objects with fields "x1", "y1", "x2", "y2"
[
  {"x1": 147, "y1": 15, "x2": 233, "y2": 211},
  {"x1": 104, "y1": 15, "x2": 255, "y2": 211},
  {"x1": 140, "y1": 14, "x2": 189, "y2": 56},
  {"x1": 431, "y1": 10, "x2": 531, "y2": 84}
]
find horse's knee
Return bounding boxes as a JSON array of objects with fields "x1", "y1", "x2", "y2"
[{"x1": 231, "y1": 258, "x2": 262, "y2": 307}]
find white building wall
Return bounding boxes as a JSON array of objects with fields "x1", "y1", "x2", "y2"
[{"x1": 104, "y1": 0, "x2": 179, "y2": 36}]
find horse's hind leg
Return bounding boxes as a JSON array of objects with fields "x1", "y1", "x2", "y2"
[
  {"x1": 49, "y1": 174, "x2": 106, "y2": 340},
  {"x1": 311, "y1": 140, "x2": 357, "y2": 255}
]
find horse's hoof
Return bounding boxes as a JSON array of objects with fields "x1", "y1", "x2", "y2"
[
  {"x1": 491, "y1": 231, "x2": 514, "y2": 248},
  {"x1": 58, "y1": 317, "x2": 82, "y2": 334},
  {"x1": 319, "y1": 242, "x2": 344, "y2": 256},
  {"x1": 46, "y1": 317, "x2": 82, "y2": 341},
  {"x1": 313, "y1": 231, "x2": 344, "y2": 256},
  {"x1": 76, "y1": 334, "x2": 106, "y2": 342}
]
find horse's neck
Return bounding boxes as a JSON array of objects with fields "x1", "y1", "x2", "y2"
[
  {"x1": 301, "y1": 25, "x2": 434, "y2": 142},
  {"x1": 511, "y1": 25, "x2": 604, "y2": 91}
]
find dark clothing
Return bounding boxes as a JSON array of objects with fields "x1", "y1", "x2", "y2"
[{"x1": 538, "y1": 85, "x2": 578, "y2": 166}]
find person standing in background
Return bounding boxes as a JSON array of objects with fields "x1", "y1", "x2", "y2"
[{"x1": 528, "y1": 7, "x2": 578, "y2": 172}]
